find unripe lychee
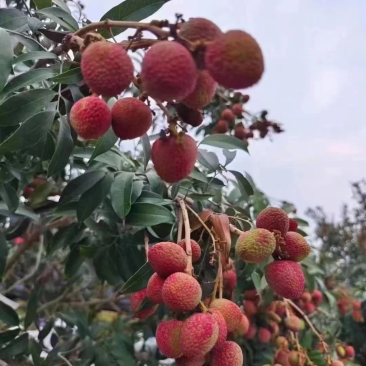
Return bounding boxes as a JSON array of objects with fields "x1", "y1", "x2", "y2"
[
  {"x1": 236, "y1": 228, "x2": 276, "y2": 263},
  {"x1": 304, "y1": 302, "x2": 316, "y2": 314},
  {"x1": 256, "y1": 207, "x2": 290, "y2": 237},
  {"x1": 156, "y1": 320, "x2": 183, "y2": 358},
  {"x1": 288, "y1": 218, "x2": 298, "y2": 232},
  {"x1": 70, "y1": 96, "x2": 111, "y2": 140},
  {"x1": 178, "y1": 239, "x2": 201, "y2": 263},
  {"x1": 301, "y1": 291, "x2": 312, "y2": 303},
  {"x1": 276, "y1": 232, "x2": 311, "y2": 262},
  {"x1": 336, "y1": 346, "x2": 346, "y2": 358},
  {"x1": 223, "y1": 270, "x2": 237, "y2": 291},
  {"x1": 237, "y1": 314, "x2": 249, "y2": 336},
  {"x1": 265, "y1": 261, "x2": 305, "y2": 299},
  {"x1": 244, "y1": 324, "x2": 257, "y2": 339},
  {"x1": 258, "y1": 327, "x2": 272, "y2": 343},
  {"x1": 213, "y1": 120, "x2": 228, "y2": 134},
  {"x1": 181, "y1": 70, "x2": 216, "y2": 109},
  {"x1": 232, "y1": 103, "x2": 243, "y2": 116},
  {"x1": 265, "y1": 311, "x2": 282, "y2": 323},
  {"x1": 210, "y1": 341, "x2": 243, "y2": 366},
  {"x1": 205, "y1": 30, "x2": 264, "y2": 89},
  {"x1": 176, "y1": 356, "x2": 206, "y2": 366},
  {"x1": 151, "y1": 133, "x2": 197, "y2": 183},
  {"x1": 162, "y1": 272, "x2": 202, "y2": 312},
  {"x1": 211, "y1": 309, "x2": 228, "y2": 350},
  {"x1": 345, "y1": 346, "x2": 355, "y2": 359},
  {"x1": 276, "y1": 349, "x2": 291, "y2": 366},
  {"x1": 148, "y1": 242, "x2": 187, "y2": 278},
  {"x1": 81, "y1": 42, "x2": 133, "y2": 97},
  {"x1": 175, "y1": 103, "x2": 203, "y2": 127},
  {"x1": 146, "y1": 273, "x2": 165, "y2": 304},
  {"x1": 288, "y1": 351, "x2": 306, "y2": 366},
  {"x1": 243, "y1": 300, "x2": 258, "y2": 317},
  {"x1": 210, "y1": 299, "x2": 242, "y2": 332},
  {"x1": 130, "y1": 289, "x2": 158, "y2": 319},
  {"x1": 275, "y1": 336, "x2": 289, "y2": 349},
  {"x1": 141, "y1": 41, "x2": 197, "y2": 101},
  {"x1": 180, "y1": 313, "x2": 219, "y2": 357},
  {"x1": 111, "y1": 97, "x2": 152, "y2": 140},
  {"x1": 284, "y1": 316, "x2": 301, "y2": 332},
  {"x1": 179, "y1": 17, "x2": 222, "y2": 43},
  {"x1": 234, "y1": 124, "x2": 246, "y2": 139}
]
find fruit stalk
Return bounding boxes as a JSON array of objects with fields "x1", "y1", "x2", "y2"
[
  {"x1": 229, "y1": 224, "x2": 245, "y2": 236},
  {"x1": 178, "y1": 199, "x2": 193, "y2": 275},
  {"x1": 144, "y1": 232, "x2": 149, "y2": 262}
]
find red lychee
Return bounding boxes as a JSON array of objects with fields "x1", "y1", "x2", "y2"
[
  {"x1": 223, "y1": 270, "x2": 237, "y2": 291},
  {"x1": 213, "y1": 120, "x2": 228, "y2": 134},
  {"x1": 81, "y1": 42, "x2": 133, "y2": 97},
  {"x1": 175, "y1": 103, "x2": 203, "y2": 127},
  {"x1": 211, "y1": 309, "x2": 228, "y2": 350},
  {"x1": 258, "y1": 327, "x2": 272, "y2": 343},
  {"x1": 176, "y1": 356, "x2": 206, "y2": 366},
  {"x1": 141, "y1": 41, "x2": 197, "y2": 101},
  {"x1": 232, "y1": 103, "x2": 243, "y2": 116},
  {"x1": 276, "y1": 231, "x2": 311, "y2": 262},
  {"x1": 345, "y1": 346, "x2": 355, "y2": 359},
  {"x1": 301, "y1": 291, "x2": 312, "y2": 303},
  {"x1": 256, "y1": 207, "x2": 290, "y2": 237},
  {"x1": 284, "y1": 316, "x2": 301, "y2": 332},
  {"x1": 210, "y1": 341, "x2": 243, "y2": 366},
  {"x1": 156, "y1": 320, "x2": 183, "y2": 358},
  {"x1": 275, "y1": 336, "x2": 289, "y2": 349},
  {"x1": 221, "y1": 108, "x2": 235, "y2": 123},
  {"x1": 179, "y1": 17, "x2": 222, "y2": 43},
  {"x1": 234, "y1": 124, "x2": 246, "y2": 140},
  {"x1": 352, "y1": 300, "x2": 361, "y2": 310},
  {"x1": 276, "y1": 349, "x2": 291, "y2": 366},
  {"x1": 146, "y1": 273, "x2": 165, "y2": 304},
  {"x1": 332, "y1": 361, "x2": 344, "y2": 366},
  {"x1": 312, "y1": 289, "x2": 323, "y2": 305},
  {"x1": 243, "y1": 300, "x2": 258, "y2": 317},
  {"x1": 244, "y1": 324, "x2": 257, "y2": 339},
  {"x1": 151, "y1": 133, "x2": 197, "y2": 183},
  {"x1": 130, "y1": 289, "x2": 157, "y2": 319},
  {"x1": 210, "y1": 298, "x2": 242, "y2": 332},
  {"x1": 244, "y1": 289, "x2": 259, "y2": 301},
  {"x1": 304, "y1": 302, "x2": 316, "y2": 314},
  {"x1": 178, "y1": 239, "x2": 201, "y2": 263},
  {"x1": 288, "y1": 218, "x2": 298, "y2": 232},
  {"x1": 70, "y1": 96, "x2": 111, "y2": 140},
  {"x1": 237, "y1": 314, "x2": 250, "y2": 336}
]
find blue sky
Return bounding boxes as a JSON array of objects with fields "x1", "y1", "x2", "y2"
[{"x1": 85, "y1": 0, "x2": 366, "y2": 219}]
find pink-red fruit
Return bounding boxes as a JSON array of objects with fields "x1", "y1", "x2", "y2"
[
  {"x1": 175, "y1": 103, "x2": 203, "y2": 127},
  {"x1": 81, "y1": 42, "x2": 133, "y2": 97},
  {"x1": 345, "y1": 346, "x2": 355, "y2": 358},
  {"x1": 234, "y1": 124, "x2": 246, "y2": 139},
  {"x1": 178, "y1": 239, "x2": 201, "y2": 263},
  {"x1": 223, "y1": 270, "x2": 237, "y2": 291},
  {"x1": 221, "y1": 108, "x2": 235, "y2": 123},
  {"x1": 288, "y1": 218, "x2": 298, "y2": 232},
  {"x1": 256, "y1": 207, "x2": 290, "y2": 237},
  {"x1": 277, "y1": 232, "x2": 311, "y2": 261},
  {"x1": 210, "y1": 298, "x2": 242, "y2": 332},
  {"x1": 176, "y1": 356, "x2": 206, "y2": 366},
  {"x1": 214, "y1": 120, "x2": 228, "y2": 133},
  {"x1": 211, "y1": 309, "x2": 228, "y2": 350},
  {"x1": 130, "y1": 289, "x2": 157, "y2": 319},
  {"x1": 210, "y1": 341, "x2": 243, "y2": 366},
  {"x1": 237, "y1": 314, "x2": 250, "y2": 336},
  {"x1": 245, "y1": 324, "x2": 257, "y2": 339},
  {"x1": 258, "y1": 327, "x2": 272, "y2": 343},
  {"x1": 232, "y1": 103, "x2": 243, "y2": 116},
  {"x1": 156, "y1": 320, "x2": 183, "y2": 358},
  {"x1": 312, "y1": 289, "x2": 323, "y2": 305},
  {"x1": 284, "y1": 316, "x2": 301, "y2": 332},
  {"x1": 146, "y1": 273, "x2": 165, "y2": 304},
  {"x1": 179, "y1": 18, "x2": 222, "y2": 43}
]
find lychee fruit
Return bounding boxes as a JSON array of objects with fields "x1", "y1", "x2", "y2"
[
  {"x1": 223, "y1": 269, "x2": 237, "y2": 291},
  {"x1": 237, "y1": 314, "x2": 249, "y2": 336},
  {"x1": 146, "y1": 273, "x2": 165, "y2": 304},
  {"x1": 211, "y1": 309, "x2": 228, "y2": 350},
  {"x1": 288, "y1": 218, "x2": 298, "y2": 232},
  {"x1": 275, "y1": 336, "x2": 289, "y2": 349},
  {"x1": 301, "y1": 291, "x2": 312, "y2": 303},
  {"x1": 178, "y1": 239, "x2": 201, "y2": 263},
  {"x1": 312, "y1": 290, "x2": 323, "y2": 305},
  {"x1": 265, "y1": 311, "x2": 282, "y2": 323},
  {"x1": 276, "y1": 232, "x2": 311, "y2": 262},
  {"x1": 221, "y1": 108, "x2": 235, "y2": 123},
  {"x1": 111, "y1": 97, "x2": 152, "y2": 140},
  {"x1": 244, "y1": 324, "x2": 257, "y2": 339},
  {"x1": 256, "y1": 207, "x2": 290, "y2": 237},
  {"x1": 148, "y1": 242, "x2": 187, "y2": 278},
  {"x1": 130, "y1": 289, "x2": 158, "y2": 319},
  {"x1": 232, "y1": 103, "x2": 243, "y2": 116},
  {"x1": 345, "y1": 346, "x2": 355, "y2": 359},
  {"x1": 304, "y1": 302, "x2": 316, "y2": 314},
  {"x1": 288, "y1": 351, "x2": 306, "y2": 366},
  {"x1": 210, "y1": 341, "x2": 243, "y2": 366},
  {"x1": 244, "y1": 289, "x2": 259, "y2": 301},
  {"x1": 179, "y1": 17, "x2": 222, "y2": 43},
  {"x1": 265, "y1": 261, "x2": 305, "y2": 299},
  {"x1": 269, "y1": 321, "x2": 280, "y2": 335},
  {"x1": 175, "y1": 103, "x2": 203, "y2": 127},
  {"x1": 181, "y1": 70, "x2": 216, "y2": 110},
  {"x1": 180, "y1": 313, "x2": 219, "y2": 357},
  {"x1": 352, "y1": 309, "x2": 363, "y2": 322},
  {"x1": 210, "y1": 298, "x2": 242, "y2": 332},
  {"x1": 331, "y1": 361, "x2": 344, "y2": 366},
  {"x1": 176, "y1": 356, "x2": 206, "y2": 366},
  {"x1": 353, "y1": 300, "x2": 361, "y2": 310},
  {"x1": 205, "y1": 30, "x2": 264, "y2": 89},
  {"x1": 156, "y1": 320, "x2": 183, "y2": 358},
  {"x1": 151, "y1": 133, "x2": 197, "y2": 183},
  {"x1": 70, "y1": 96, "x2": 111, "y2": 140},
  {"x1": 336, "y1": 346, "x2": 346, "y2": 358},
  {"x1": 235, "y1": 228, "x2": 276, "y2": 263},
  {"x1": 81, "y1": 42, "x2": 133, "y2": 97},
  {"x1": 243, "y1": 300, "x2": 258, "y2": 317},
  {"x1": 213, "y1": 120, "x2": 228, "y2": 134},
  {"x1": 258, "y1": 327, "x2": 272, "y2": 343},
  {"x1": 276, "y1": 349, "x2": 291, "y2": 366},
  {"x1": 275, "y1": 301, "x2": 287, "y2": 316},
  {"x1": 234, "y1": 124, "x2": 246, "y2": 140},
  {"x1": 244, "y1": 130, "x2": 254, "y2": 139},
  {"x1": 284, "y1": 315, "x2": 301, "y2": 332},
  {"x1": 162, "y1": 272, "x2": 202, "y2": 312},
  {"x1": 141, "y1": 41, "x2": 197, "y2": 101}
]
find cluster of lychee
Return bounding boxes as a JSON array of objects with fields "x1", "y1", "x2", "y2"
[
  {"x1": 335, "y1": 344, "x2": 356, "y2": 365},
  {"x1": 293, "y1": 289, "x2": 323, "y2": 315},
  {"x1": 337, "y1": 297, "x2": 364, "y2": 322},
  {"x1": 235, "y1": 207, "x2": 310, "y2": 299}
]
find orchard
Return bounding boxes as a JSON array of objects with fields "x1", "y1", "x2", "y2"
[{"x1": 0, "y1": 1, "x2": 363, "y2": 366}]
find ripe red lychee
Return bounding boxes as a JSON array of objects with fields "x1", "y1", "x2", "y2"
[
  {"x1": 353, "y1": 301, "x2": 361, "y2": 310},
  {"x1": 162, "y1": 272, "x2": 202, "y2": 312},
  {"x1": 288, "y1": 218, "x2": 298, "y2": 232},
  {"x1": 148, "y1": 242, "x2": 187, "y2": 278},
  {"x1": 258, "y1": 327, "x2": 272, "y2": 344},
  {"x1": 276, "y1": 232, "x2": 311, "y2": 262},
  {"x1": 312, "y1": 289, "x2": 323, "y2": 305},
  {"x1": 352, "y1": 309, "x2": 363, "y2": 322},
  {"x1": 256, "y1": 207, "x2": 290, "y2": 237},
  {"x1": 151, "y1": 133, "x2": 197, "y2": 183},
  {"x1": 275, "y1": 301, "x2": 286, "y2": 316},
  {"x1": 176, "y1": 356, "x2": 206, "y2": 366},
  {"x1": 213, "y1": 120, "x2": 228, "y2": 134},
  {"x1": 234, "y1": 124, "x2": 246, "y2": 139},
  {"x1": 244, "y1": 130, "x2": 254, "y2": 139},
  {"x1": 211, "y1": 309, "x2": 228, "y2": 350},
  {"x1": 345, "y1": 346, "x2": 355, "y2": 358},
  {"x1": 243, "y1": 300, "x2": 258, "y2": 317},
  {"x1": 146, "y1": 273, "x2": 165, "y2": 304},
  {"x1": 237, "y1": 314, "x2": 249, "y2": 336},
  {"x1": 244, "y1": 324, "x2": 257, "y2": 339},
  {"x1": 70, "y1": 96, "x2": 111, "y2": 140},
  {"x1": 175, "y1": 103, "x2": 203, "y2": 127},
  {"x1": 235, "y1": 228, "x2": 276, "y2": 263},
  {"x1": 301, "y1": 291, "x2": 312, "y2": 303},
  {"x1": 332, "y1": 361, "x2": 344, "y2": 366},
  {"x1": 130, "y1": 289, "x2": 158, "y2": 319},
  {"x1": 232, "y1": 103, "x2": 243, "y2": 116},
  {"x1": 276, "y1": 349, "x2": 291, "y2": 366},
  {"x1": 304, "y1": 302, "x2": 316, "y2": 314},
  {"x1": 210, "y1": 298, "x2": 242, "y2": 332},
  {"x1": 141, "y1": 41, "x2": 197, "y2": 101},
  {"x1": 181, "y1": 70, "x2": 216, "y2": 109},
  {"x1": 275, "y1": 336, "x2": 289, "y2": 349},
  {"x1": 221, "y1": 108, "x2": 235, "y2": 123},
  {"x1": 211, "y1": 341, "x2": 243, "y2": 366},
  {"x1": 81, "y1": 42, "x2": 133, "y2": 97},
  {"x1": 244, "y1": 289, "x2": 259, "y2": 301},
  {"x1": 265, "y1": 261, "x2": 305, "y2": 299},
  {"x1": 111, "y1": 97, "x2": 152, "y2": 140},
  {"x1": 178, "y1": 239, "x2": 201, "y2": 263},
  {"x1": 284, "y1": 315, "x2": 301, "y2": 332},
  {"x1": 179, "y1": 17, "x2": 222, "y2": 43},
  {"x1": 156, "y1": 320, "x2": 183, "y2": 358},
  {"x1": 205, "y1": 30, "x2": 264, "y2": 89},
  {"x1": 180, "y1": 313, "x2": 219, "y2": 357},
  {"x1": 288, "y1": 351, "x2": 306, "y2": 366},
  {"x1": 270, "y1": 321, "x2": 280, "y2": 335},
  {"x1": 223, "y1": 270, "x2": 237, "y2": 291}
]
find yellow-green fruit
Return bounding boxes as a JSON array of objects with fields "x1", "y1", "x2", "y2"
[
  {"x1": 94, "y1": 310, "x2": 119, "y2": 323},
  {"x1": 288, "y1": 351, "x2": 306, "y2": 366},
  {"x1": 210, "y1": 341, "x2": 243, "y2": 366},
  {"x1": 336, "y1": 346, "x2": 346, "y2": 358},
  {"x1": 210, "y1": 298, "x2": 242, "y2": 332},
  {"x1": 276, "y1": 232, "x2": 311, "y2": 261},
  {"x1": 275, "y1": 336, "x2": 289, "y2": 349},
  {"x1": 236, "y1": 229, "x2": 276, "y2": 263},
  {"x1": 156, "y1": 320, "x2": 183, "y2": 358}
]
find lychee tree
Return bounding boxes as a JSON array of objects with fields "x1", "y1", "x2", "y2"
[{"x1": 0, "y1": 1, "x2": 357, "y2": 366}]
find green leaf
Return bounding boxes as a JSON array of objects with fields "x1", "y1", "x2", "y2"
[
  {"x1": 77, "y1": 173, "x2": 113, "y2": 222},
  {"x1": 0, "y1": 111, "x2": 55, "y2": 153},
  {"x1": 0, "y1": 9, "x2": 28, "y2": 31},
  {"x1": 38, "y1": 318, "x2": 54, "y2": 341},
  {"x1": 0, "y1": 328, "x2": 20, "y2": 345},
  {"x1": 9, "y1": 31, "x2": 44, "y2": 51},
  {"x1": 229, "y1": 170, "x2": 254, "y2": 196},
  {"x1": 223, "y1": 149, "x2": 236, "y2": 166},
  {"x1": 99, "y1": 0, "x2": 170, "y2": 38},
  {"x1": 0, "y1": 29, "x2": 13, "y2": 94},
  {"x1": 141, "y1": 133, "x2": 151, "y2": 170},
  {"x1": 241, "y1": 263, "x2": 257, "y2": 277},
  {"x1": 48, "y1": 117, "x2": 74, "y2": 177},
  {"x1": 0, "y1": 333, "x2": 29, "y2": 359},
  {"x1": 52, "y1": 67, "x2": 82, "y2": 84},
  {"x1": 24, "y1": 288, "x2": 38, "y2": 329},
  {"x1": 65, "y1": 247, "x2": 83, "y2": 277},
  {"x1": 294, "y1": 217, "x2": 309, "y2": 227},
  {"x1": 89, "y1": 127, "x2": 118, "y2": 164},
  {"x1": 0, "y1": 231, "x2": 7, "y2": 280},
  {"x1": 0, "y1": 89, "x2": 57, "y2": 126},
  {"x1": 0, "y1": 183, "x2": 19, "y2": 212},
  {"x1": 27, "y1": 17, "x2": 44, "y2": 32},
  {"x1": 197, "y1": 149, "x2": 219, "y2": 172},
  {"x1": 126, "y1": 203, "x2": 174, "y2": 227},
  {"x1": 131, "y1": 180, "x2": 143, "y2": 203},
  {"x1": 34, "y1": 0, "x2": 52, "y2": 9},
  {"x1": 53, "y1": 0, "x2": 71, "y2": 13},
  {"x1": 28, "y1": 182, "x2": 54, "y2": 208},
  {"x1": 308, "y1": 350, "x2": 327, "y2": 366},
  {"x1": 29, "y1": 338, "x2": 42, "y2": 366},
  {"x1": 0, "y1": 301, "x2": 19, "y2": 327},
  {"x1": 200, "y1": 134, "x2": 248, "y2": 152},
  {"x1": 189, "y1": 168, "x2": 207, "y2": 183},
  {"x1": 135, "y1": 190, "x2": 164, "y2": 205},
  {"x1": 119, "y1": 262, "x2": 154, "y2": 294},
  {"x1": 251, "y1": 271, "x2": 261, "y2": 292},
  {"x1": 48, "y1": 223, "x2": 84, "y2": 254},
  {"x1": 171, "y1": 182, "x2": 180, "y2": 199},
  {"x1": 13, "y1": 51, "x2": 58, "y2": 64},
  {"x1": 38, "y1": 7, "x2": 78, "y2": 31},
  {"x1": 300, "y1": 330, "x2": 313, "y2": 349},
  {"x1": 110, "y1": 172, "x2": 135, "y2": 218}
]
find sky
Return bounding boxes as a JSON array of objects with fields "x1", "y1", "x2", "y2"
[{"x1": 84, "y1": 0, "x2": 366, "y2": 221}]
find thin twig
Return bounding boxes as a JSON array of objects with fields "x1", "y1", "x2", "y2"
[
  {"x1": 144, "y1": 232, "x2": 149, "y2": 262},
  {"x1": 178, "y1": 199, "x2": 193, "y2": 275},
  {"x1": 229, "y1": 223, "x2": 245, "y2": 236},
  {"x1": 177, "y1": 210, "x2": 183, "y2": 242},
  {"x1": 58, "y1": 354, "x2": 73, "y2": 366},
  {"x1": 38, "y1": 287, "x2": 71, "y2": 312}
]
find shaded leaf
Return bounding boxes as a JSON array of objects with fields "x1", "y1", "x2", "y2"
[
  {"x1": 48, "y1": 223, "x2": 84, "y2": 254},
  {"x1": 89, "y1": 127, "x2": 118, "y2": 163},
  {"x1": 131, "y1": 180, "x2": 143, "y2": 203},
  {"x1": 38, "y1": 7, "x2": 78, "y2": 31},
  {"x1": 0, "y1": 333, "x2": 29, "y2": 359},
  {"x1": 53, "y1": 0, "x2": 71, "y2": 13},
  {"x1": 52, "y1": 67, "x2": 82, "y2": 84},
  {"x1": 9, "y1": 32, "x2": 44, "y2": 51},
  {"x1": 38, "y1": 28, "x2": 70, "y2": 42},
  {"x1": 0, "y1": 231, "x2": 7, "y2": 280},
  {"x1": 27, "y1": 17, "x2": 44, "y2": 32},
  {"x1": 229, "y1": 170, "x2": 254, "y2": 196},
  {"x1": 294, "y1": 217, "x2": 309, "y2": 227},
  {"x1": 197, "y1": 149, "x2": 219, "y2": 172},
  {"x1": 65, "y1": 247, "x2": 83, "y2": 277},
  {"x1": 34, "y1": 0, "x2": 52, "y2": 9},
  {"x1": 223, "y1": 149, "x2": 236, "y2": 166},
  {"x1": 29, "y1": 338, "x2": 42, "y2": 366},
  {"x1": 0, "y1": 8, "x2": 28, "y2": 31},
  {"x1": 171, "y1": 182, "x2": 180, "y2": 199},
  {"x1": 13, "y1": 51, "x2": 58, "y2": 64},
  {"x1": 0, "y1": 183, "x2": 19, "y2": 212},
  {"x1": 200, "y1": 134, "x2": 248, "y2": 152},
  {"x1": 38, "y1": 318, "x2": 54, "y2": 341},
  {"x1": 0, "y1": 328, "x2": 20, "y2": 345},
  {"x1": 24, "y1": 288, "x2": 38, "y2": 329},
  {"x1": 0, "y1": 300, "x2": 19, "y2": 326},
  {"x1": 0, "y1": 29, "x2": 13, "y2": 93},
  {"x1": 111, "y1": 172, "x2": 135, "y2": 218},
  {"x1": 126, "y1": 203, "x2": 174, "y2": 227},
  {"x1": 119, "y1": 262, "x2": 153, "y2": 294},
  {"x1": 141, "y1": 133, "x2": 150, "y2": 170}
]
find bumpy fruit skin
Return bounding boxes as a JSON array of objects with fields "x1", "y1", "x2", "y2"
[
  {"x1": 234, "y1": 124, "x2": 246, "y2": 139},
  {"x1": 276, "y1": 232, "x2": 310, "y2": 261},
  {"x1": 151, "y1": 134, "x2": 197, "y2": 183},
  {"x1": 181, "y1": 313, "x2": 219, "y2": 357},
  {"x1": 130, "y1": 289, "x2": 157, "y2": 319},
  {"x1": 244, "y1": 324, "x2": 257, "y2": 339},
  {"x1": 210, "y1": 299, "x2": 242, "y2": 332},
  {"x1": 111, "y1": 97, "x2": 152, "y2": 140},
  {"x1": 211, "y1": 309, "x2": 228, "y2": 350},
  {"x1": 176, "y1": 356, "x2": 206, "y2": 366},
  {"x1": 345, "y1": 346, "x2": 355, "y2": 358},
  {"x1": 275, "y1": 336, "x2": 289, "y2": 349},
  {"x1": 288, "y1": 218, "x2": 298, "y2": 232},
  {"x1": 256, "y1": 207, "x2": 290, "y2": 237},
  {"x1": 243, "y1": 300, "x2": 258, "y2": 317},
  {"x1": 312, "y1": 289, "x2": 323, "y2": 305},
  {"x1": 304, "y1": 302, "x2": 316, "y2": 314},
  {"x1": 211, "y1": 341, "x2": 243, "y2": 366},
  {"x1": 232, "y1": 103, "x2": 243, "y2": 116},
  {"x1": 148, "y1": 242, "x2": 187, "y2": 278},
  {"x1": 276, "y1": 349, "x2": 291, "y2": 366},
  {"x1": 221, "y1": 108, "x2": 235, "y2": 123},
  {"x1": 258, "y1": 328, "x2": 272, "y2": 343},
  {"x1": 181, "y1": 71, "x2": 216, "y2": 109},
  {"x1": 265, "y1": 261, "x2": 305, "y2": 299},
  {"x1": 70, "y1": 97, "x2": 111, "y2": 139},
  {"x1": 301, "y1": 291, "x2": 312, "y2": 303},
  {"x1": 237, "y1": 314, "x2": 249, "y2": 336},
  {"x1": 213, "y1": 120, "x2": 228, "y2": 133},
  {"x1": 223, "y1": 270, "x2": 237, "y2": 291},
  {"x1": 205, "y1": 30, "x2": 264, "y2": 89},
  {"x1": 288, "y1": 351, "x2": 306, "y2": 366},
  {"x1": 178, "y1": 239, "x2": 201, "y2": 263},
  {"x1": 175, "y1": 103, "x2": 203, "y2": 127},
  {"x1": 156, "y1": 320, "x2": 183, "y2": 358},
  {"x1": 162, "y1": 272, "x2": 202, "y2": 312},
  {"x1": 244, "y1": 289, "x2": 259, "y2": 301},
  {"x1": 146, "y1": 273, "x2": 165, "y2": 304},
  {"x1": 284, "y1": 316, "x2": 301, "y2": 332},
  {"x1": 81, "y1": 42, "x2": 133, "y2": 97},
  {"x1": 236, "y1": 228, "x2": 276, "y2": 263},
  {"x1": 179, "y1": 18, "x2": 222, "y2": 43},
  {"x1": 141, "y1": 41, "x2": 197, "y2": 101}
]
